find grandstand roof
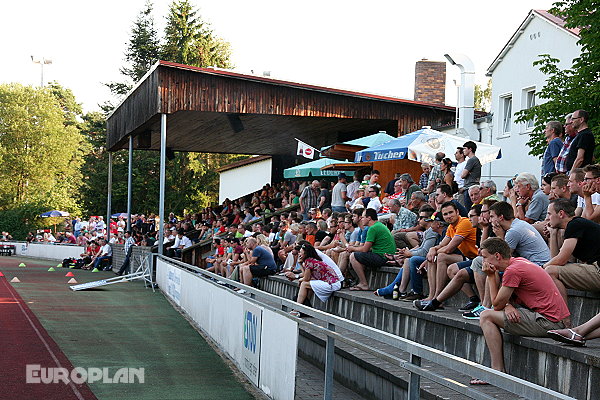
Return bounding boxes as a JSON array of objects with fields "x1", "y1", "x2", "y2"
[{"x1": 106, "y1": 61, "x2": 456, "y2": 155}]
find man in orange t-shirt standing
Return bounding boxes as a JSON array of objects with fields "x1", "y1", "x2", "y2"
[{"x1": 422, "y1": 201, "x2": 478, "y2": 302}]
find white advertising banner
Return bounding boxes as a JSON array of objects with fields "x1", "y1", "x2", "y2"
[
  {"x1": 167, "y1": 267, "x2": 182, "y2": 306},
  {"x1": 242, "y1": 301, "x2": 263, "y2": 386}
]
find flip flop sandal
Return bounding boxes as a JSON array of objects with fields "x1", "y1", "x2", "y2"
[
  {"x1": 289, "y1": 310, "x2": 301, "y2": 317},
  {"x1": 547, "y1": 329, "x2": 586, "y2": 346}
]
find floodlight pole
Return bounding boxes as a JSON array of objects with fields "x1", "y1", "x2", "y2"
[
  {"x1": 106, "y1": 152, "x2": 113, "y2": 242},
  {"x1": 158, "y1": 114, "x2": 167, "y2": 255},
  {"x1": 127, "y1": 135, "x2": 133, "y2": 231},
  {"x1": 31, "y1": 56, "x2": 52, "y2": 87}
]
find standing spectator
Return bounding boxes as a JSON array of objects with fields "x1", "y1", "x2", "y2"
[
  {"x1": 331, "y1": 173, "x2": 348, "y2": 213},
  {"x1": 299, "y1": 180, "x2": 320, "y2": 220},
  {"x1": 426, "y1": 152, "x2": 446, "y2": 194},
  {"x1": 454, "y1": 147, "x2": 467, "y2": 195},
  {"x1": 419, "y1": 163, "x2": 431, "y2": 190},
  {"x1": 556, "y1": 114, "x2": 576, "y2": 174},
  {"x1": 461, "y1": 141, "x2": 482, "y2": 210},
  {"x1": 318, "y1": 179, "x2": 332, "y2": 212},
  {"x1": 477, "y1": 238, "x2": 569, "y2": 377},
  {"x1": 347, "y1": 208, "x2": 396, "y2": 291},
  {"x1": 542, "y1": 121, "x2": 564, "y2": 175},
  {"x1": 116, "y1": 231, "x2": 136, "y2": 276},
  {"x1": 566, "y1": 110, "x2": 595, "y2": 174},
  {"x1": 346, "y1": 172, "x2": 361, "y2": 201}
]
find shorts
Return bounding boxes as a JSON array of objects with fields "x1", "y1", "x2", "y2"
[
  {"x1": 456, "y1": 259, "x2": 474, "y2": 283},
  {"x1": 353, "y1": 252, "x2": 387, "y2": 269},
  {"x1": 250, "y1": 265, "x2": 276, "y2": 277},
  {"x1": 450, "y1": 247, "x2": 467, "y2": 261},
  {"x1": 503, "y1": 306, "x2": 565, "y2": 337},
  {"x1": 557, "y1": 262, "x2": 600, "y2": 291},
  {"x1": 470, "y1": 256, "x2": 484, "y2": 275}
]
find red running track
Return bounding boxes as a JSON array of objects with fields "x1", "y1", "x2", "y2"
[{"x1": 0, "y1": 276, "x2": 97, "y2": 400}]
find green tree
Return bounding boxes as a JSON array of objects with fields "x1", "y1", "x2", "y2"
[
  {"x1": 474, "y1": 79, "x2": 492, "y2": 112},
  {"x1": 162, "y1": 0, "x2": 233, "y2": 68},
  {"x1": 106, "y1": 0, "x2": 161, "y2": 99},
  {"x1": 0, "y1": 83, "x2": 86, "y2": 237},
  {"x1": 515, "y1": 0, "x2": 600, "y2": 157}
]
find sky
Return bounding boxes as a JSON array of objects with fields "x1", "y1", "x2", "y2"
[{"x1": 0, "y1": 0, "x2": 556, "y2": 113}]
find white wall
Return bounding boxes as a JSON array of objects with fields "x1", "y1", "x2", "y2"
[
  {"x1": 5, "y1": 242, "x2": 85, "y2": 260},
  {"x1": 156, "y1": 259, "x2": 297, "y2": 400},
  {"x1": 488, "y1": 14, "x2": 581, "y2": 182},
  {"x1": 219, "y1": 158, "x2": 272, "y2": 204}
]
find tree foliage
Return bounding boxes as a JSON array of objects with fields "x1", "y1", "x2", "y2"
[
  {"x1": 82, "y1": 0, "x2": 242, "y2": 217},
  {"x1": 0, "y1": 83, "x2": 87, "y2": 237},
  {"x1": 161, "y1": 0, "x2": 232, "y2": 68},
  {"x1": 474, "y1": 79, "x2": 492, "y2": 112},
  {"x1": 515, "y1": 0, "x2": 600, "y2": 157}
]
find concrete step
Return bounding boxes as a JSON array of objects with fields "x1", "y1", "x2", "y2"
[
  {"x1": 299, "y1": 317, "x2": 523, "y2": 399},
  {"x1": 261, "y1": 274, "x2": 600, "y2": 399}
]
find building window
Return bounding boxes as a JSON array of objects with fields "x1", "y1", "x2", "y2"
[
  {"x1": 501, "y1": 95, "x2": 512, "y2": 135},
  {"x1": 524, "y1": 89, "x2": 536, "y2": 130}
]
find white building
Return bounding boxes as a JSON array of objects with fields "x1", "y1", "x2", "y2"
[
  {"x1": 440, "y1": 10, "x2": 581, "y2": 185},
  {"x1": 484, "y1": 9, "x2": 581, "y2": 182}
]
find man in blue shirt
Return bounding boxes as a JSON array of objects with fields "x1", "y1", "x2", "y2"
[
  {"x1": 240, "y1": 237, "x2": 277, "y2": 286},
  {"x1": 542, "y1": 121, "x2": 563, "y2": 176}
]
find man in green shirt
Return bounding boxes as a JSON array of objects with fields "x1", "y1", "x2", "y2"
[{"x1": 347, "y1": 208, "x2": 396, "y2": 290}]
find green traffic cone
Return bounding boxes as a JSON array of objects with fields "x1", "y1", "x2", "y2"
[
  {"x1": 18, "y1": 263, "x2": 26, "y2": 268},
  {"x1": 48, "y1": 267, "x2": 56, "y2": 272},
  {"x1": 92, "y1": 268, "x2": 100, "y2": 273},
  {"x1": 56, "y1": 263, "x2": 62, "y2": 268}
]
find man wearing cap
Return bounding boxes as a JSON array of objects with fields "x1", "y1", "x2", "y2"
[{"x1": 331, "y1": 173, "x2": 348, "y2": 213}]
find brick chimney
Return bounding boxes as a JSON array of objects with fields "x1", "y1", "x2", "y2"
[{"x1": 414, "y1": 59, "x2": 446, "y2": 105}]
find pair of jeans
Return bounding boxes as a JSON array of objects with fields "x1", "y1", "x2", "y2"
[
  {"x1": 93, "y1": 256, "x2": 112, "y2": 270},
  {"x1": 377, "y1": 256, "x2": 426, "y2": 296},
  {"x1": 332, "y1": 206, "x2": 347, "y2": 213}
]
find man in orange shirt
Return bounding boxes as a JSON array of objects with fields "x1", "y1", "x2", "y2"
[{"x1": 419, "y1": 201, "x2": 478, "y2": 304}]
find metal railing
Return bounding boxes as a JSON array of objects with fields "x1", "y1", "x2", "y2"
[{"x1": 156, "y1": 255, "x2": 575, "y2": 400}]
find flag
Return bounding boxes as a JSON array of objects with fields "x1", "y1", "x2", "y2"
[{"x1": 296, "y1": 139, "x2": 317, "y2": 159}]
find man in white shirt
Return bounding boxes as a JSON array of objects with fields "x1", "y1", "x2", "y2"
[
  {"x1": 170, "y1": 229, "x2": 192, "y2": 258},
  {"x1": 93, "y1": 238, "x2": 113, "y2": 271},
  {"x1": 366, "y1": 186, "x2": 382, "y2": 213},
  {"x1": 580, "y1": 165, "x2": 600, "y2": 222},
  {"x1": 454, "y1": 147, "x2": 467, "y2": 192}
]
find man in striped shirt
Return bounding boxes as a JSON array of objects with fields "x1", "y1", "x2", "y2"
[
  {"x1": 556, "y1": 114, "x2": 575, "y2": 174},
  {"x1": 116, "y1": 231, "x2": 136, "y2": 276}
]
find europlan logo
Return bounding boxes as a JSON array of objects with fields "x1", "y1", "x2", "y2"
[{"x1": 26, "y1": 365, "x2": 145, "y2": 384}]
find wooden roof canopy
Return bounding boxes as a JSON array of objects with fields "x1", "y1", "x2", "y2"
[{"x1": 106, "y1": 61, "x2": 457, "y2": 155}]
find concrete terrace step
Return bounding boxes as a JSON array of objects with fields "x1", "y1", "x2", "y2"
[
  {"x1": 260, "y1": 274, "x2": 600, "y2": 399},
  {"x1": 299, "y1": 317, "x2": 524, "y2": 400}
]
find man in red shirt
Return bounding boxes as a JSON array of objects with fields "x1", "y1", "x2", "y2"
[{"x1": 478, "y1": 238, "x2": 569, "y2": 377}]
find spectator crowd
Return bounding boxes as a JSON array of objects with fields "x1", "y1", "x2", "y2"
[{"x1": 197, "y1": 109, "x2": 600, "y2": 384}]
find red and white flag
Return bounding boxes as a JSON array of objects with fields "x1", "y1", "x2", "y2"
[{"x1": 296, "y1": 139, "x2": 317, "y2": 159}]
